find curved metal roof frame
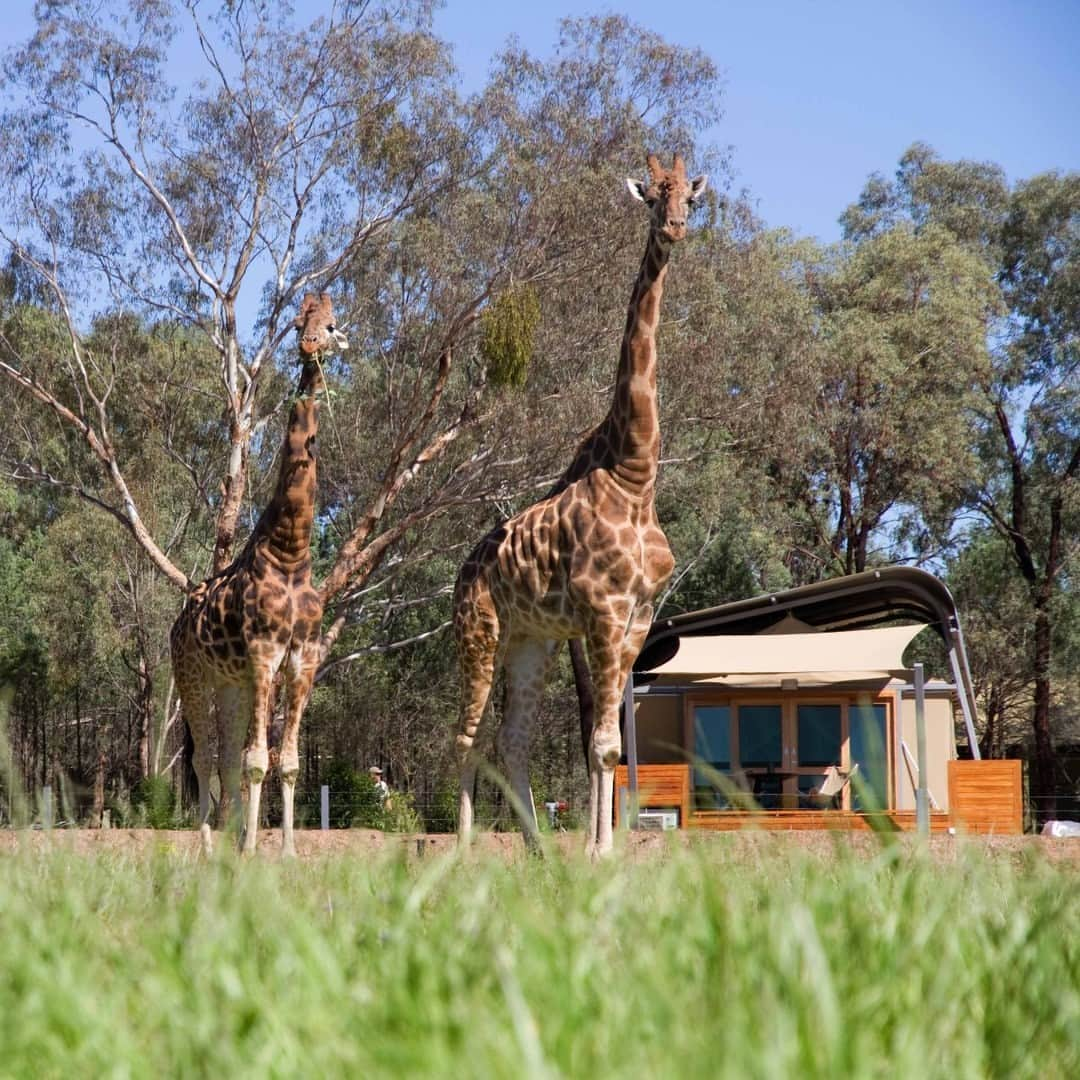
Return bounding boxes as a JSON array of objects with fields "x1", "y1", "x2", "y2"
[{"x1": 635, "y1": 566, "x2": 981, "y2": 758}]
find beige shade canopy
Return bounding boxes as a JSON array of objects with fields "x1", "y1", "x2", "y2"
[{"x1": 646, "y1": 624, "x2": 926, "y2": 687}]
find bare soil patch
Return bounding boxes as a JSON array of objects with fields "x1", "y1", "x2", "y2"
[{"x1": 2, "y1": 826, "x2": 1080, "y2": 866}]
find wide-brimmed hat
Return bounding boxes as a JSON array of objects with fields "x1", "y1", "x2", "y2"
[{"x1": 368, "y1": 765, "x2": 383, "y2": 776}]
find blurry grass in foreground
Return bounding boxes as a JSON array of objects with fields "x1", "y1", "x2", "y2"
[{"x1": 0, "y1": 836, "x2": 1077, "y2": 1079}]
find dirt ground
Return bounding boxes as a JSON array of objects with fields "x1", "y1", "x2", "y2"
[{"x1": 3, "y1": 826, "x2": 1080, "y2": 866}]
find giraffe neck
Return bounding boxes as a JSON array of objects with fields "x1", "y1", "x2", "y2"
[
  {"x1": 247, "y1": 360, "x2": 323, "y2": 569},
  {"x1": 606, "y1": 226, "x2": 671, "y2": 496}
]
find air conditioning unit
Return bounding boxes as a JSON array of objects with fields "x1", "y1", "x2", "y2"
[{"x1": 637, "y1": 809, "x2": 679, "y2": 831}]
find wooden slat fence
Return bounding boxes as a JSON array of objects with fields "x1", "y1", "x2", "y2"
[{"x1": 947, "y1": 759, "x2": 1023, "y2": 835}]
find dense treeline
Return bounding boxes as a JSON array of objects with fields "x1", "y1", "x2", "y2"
[{"x1": 0, "y1": 2, "x2": 1076, "y2": 827}]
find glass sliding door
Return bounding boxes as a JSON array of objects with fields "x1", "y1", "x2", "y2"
[
  {"x1": 795, "y1": 703, "x2": 843, "y2": 806},
  {"x1": 738, "y1": 704, "x2": 784, "y2": 807},
  {"x1": 850, "y1": 703, "x2": 889, "y2": 810},
  {"x1": 692, "y1": 704, "x2": 731, "y2": 808},
  {"x1": 687, "y1": 694, "x2": 894, "y2": 814}
]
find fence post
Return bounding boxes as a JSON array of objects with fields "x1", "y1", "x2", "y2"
[
  {"x1": 42, "y1": 785, "x2": 54, "y2": 830},
  {"x1": 320, "y1": 784, "x2": 329, "y2": 831}
]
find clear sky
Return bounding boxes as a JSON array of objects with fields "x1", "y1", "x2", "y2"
[
  {"x1": 434, "y1": 0, "x2": 1080, "y2": 240},
  {"x1": 4, "y1": 0, "x2": 1078, "y2": 244}
]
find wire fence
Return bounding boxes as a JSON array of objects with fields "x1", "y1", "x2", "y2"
[{"x1": 7, "y1": 786, "x2": 1080, "y2": 835}]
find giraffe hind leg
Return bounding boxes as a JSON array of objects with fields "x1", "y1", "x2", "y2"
[
  {"x1": 455, "y1": 620, "x2": 501, "y2": 846},
  {"x1": 216, "y1": 684, "x2": 250, "y2": 837},
  {"x1": 178, "y1": 677, "x2": 215, "y2": 827},
  {"x1": 497, "y1": 638, "x2": 555, "y2": 851}
]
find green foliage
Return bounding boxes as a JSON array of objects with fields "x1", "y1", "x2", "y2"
[
  {"x1": 423, "y1": 785, "x2": 459, "y2": 834},
  {"x1": 131, "y1": 775, "x2": 182, "y2": 829},
  {"x1": 381, "y1": 789, "x2": 424, "y2": 833},
  {"x1": 480, "y1": 285, "x2": 541, "y2": 389},
  {"x1": 321, "y1": 759, "x2": 384, "y2": 829},
  {"x1": 0, "y1": 843, "x2": 1078, "y2": 1076}
]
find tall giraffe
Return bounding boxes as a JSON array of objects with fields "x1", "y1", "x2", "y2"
[
  {"x1": 170, "y1": 293, "x2": 348, "y2": 855},
  {"x1": 454, "y1": 154, "x2": 707, "y2": 857}
]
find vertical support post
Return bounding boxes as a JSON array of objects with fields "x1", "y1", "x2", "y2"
[
  {"x1": 320, "y1": 784, "x2": 329, "y2": 831},
  {"x1": 914, "y1": 663, "x2": 929, "y2": 838},
  {"x1": 42, "y1": 784, "x2": 54, "y2": 830},
  {"x1": 624, "y1": 675, "x2": 638, "y2": 830}
]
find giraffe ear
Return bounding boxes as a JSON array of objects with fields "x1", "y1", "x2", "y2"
[
  {"x1": 626, "y1": 177, "x2": 649, "y2": 203},
  {"x1": 330, "y1": 328, "x2": 350, "y2": 350},
  {"x1": 689, "y1": 174, "x2": 709, "y2": 202}
]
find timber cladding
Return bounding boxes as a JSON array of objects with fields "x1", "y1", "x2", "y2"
[
  {"x1": 614, "y1": 764, "x2": 692, "y2": 828},
  {"x1": 947, "y1": 759, "x2": 1024, "y2": 835}
]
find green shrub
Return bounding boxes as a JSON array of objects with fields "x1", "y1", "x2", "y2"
[
  {"x1": 381, "y1": 789, "x2": 423, "y2": 833},
  {"x1": 130, "y1": 775, "x2": 183, "y2": 829},
  {"x1": 321, "y1": 759, "x2": 383, "y2": 828}
]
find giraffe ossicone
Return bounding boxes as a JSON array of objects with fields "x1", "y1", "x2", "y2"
[
  {"x1": 453, "y1": 153, "x2": 706, "y2": 858},
  {"x1": 171, "y1": 292, "x2": 347, "y2": 856}
]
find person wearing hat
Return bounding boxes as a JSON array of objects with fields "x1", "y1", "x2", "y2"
[{"x1": 368, "y1": 765, "x2": 390, "y2": 804}]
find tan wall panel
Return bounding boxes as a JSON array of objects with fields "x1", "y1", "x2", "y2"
[
  {"x1": 895, "y1": 695, "x2": 955, "y2": 811},
  {"x1": 633, "y1": 695, "x2": 683, "y2": 763}
]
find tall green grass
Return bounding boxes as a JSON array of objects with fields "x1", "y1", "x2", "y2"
[{"x1": 0, "y1": 836, "x2": 1077, "y2": 1078}]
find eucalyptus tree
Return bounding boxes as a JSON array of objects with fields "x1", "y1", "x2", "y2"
[
  {"x1": 970, "y1": 170, "x2": 1080, "y2": 811},
  {"x1": 845, "y1": 146, "x2": 1079, "y2": 811},
  {"x1": 0, "y1": 2, "x2": 726, "y2": 799}
]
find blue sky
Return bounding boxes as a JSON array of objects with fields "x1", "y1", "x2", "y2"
[
  {"x1": 435, "y1": 0, "x2": 1080, "y2": 240},
  {"x1": 4, "y1": 1, "x2": 1078, "y2": 245}
]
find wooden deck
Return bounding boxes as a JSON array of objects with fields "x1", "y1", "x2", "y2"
[
  {"x1": 616, "y1": 759, "x2": 1026, "y2": 834},
  {"x1": 688, "y1": 809, "x2": 952, "y2": 832}
]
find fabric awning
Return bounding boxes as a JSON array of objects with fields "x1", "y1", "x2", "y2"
[{"x1": 646, "y1": 624, "x2": 926, "y2": 685}]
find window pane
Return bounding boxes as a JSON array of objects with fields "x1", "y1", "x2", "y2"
[
  {"x1": 693, "y1": 705, "x2": 731, "y2": 809},
  {"x1": 738, "y1": 705, "x2": 782, "y2": 767},
  {"x1": 850, "y1": 703, "x2": 889, "y2": 810},
  {"x1": 797, "y1": 705, "x2": 842, "y2": 766}
]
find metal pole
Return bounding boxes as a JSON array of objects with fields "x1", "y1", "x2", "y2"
[
  {"x1": 624, "y1": 675, "x2": 638, "y2": 829},
  {"x1": 914, "y1": 663, "x2": 929, "y2": 837},
  {"x1": 42, "y1": 784, "x2": 54, "y2": 830},
  {"x1": 948, "y1": 628, "x2": 982, "y2": 760},
  {"x1": 320, "y1": 784, "x2": 329, "y2": 831}
]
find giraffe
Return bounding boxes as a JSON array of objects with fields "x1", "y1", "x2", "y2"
[
  {"x1": 453, "y1": 153, "x2": 707, "y2": 857},
  {"x1": 170, "y1": 293, "x2": 348, "y2": 856}
]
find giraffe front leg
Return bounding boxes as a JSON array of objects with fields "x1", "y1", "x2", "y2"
[
  {"x1": 585, "y1": 619, "x2": 627, "y2": 860},
  {"x1": 279, "y1": 642, "x2": 319, "y2": 858},
  {"x1": 241, "y1": 658, "x2": 278, "y2": 856}
]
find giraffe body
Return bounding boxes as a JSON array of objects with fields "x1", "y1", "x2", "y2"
[
  {"x1": 170, "y1": 293, "x2": 347, "y2": 855},
  {"x1": 455, "y1": 154, "x2": 706, "y2": 857}
]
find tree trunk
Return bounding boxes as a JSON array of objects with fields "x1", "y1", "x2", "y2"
[
  {"x1": 1030, "y1": 594, "x2": 1056, "y2": 823},
  {"x1": 91, "y1": 752, "x2": 105, "y2": 828}
]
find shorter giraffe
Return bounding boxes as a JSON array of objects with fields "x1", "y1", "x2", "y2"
[{"x1": 170, "y1": 294, "x2": 348, "y2": 855}]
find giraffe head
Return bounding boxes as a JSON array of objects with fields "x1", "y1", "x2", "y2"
[
  {"x1": 626, "y1": 153, "x2": 708, "y2": 242},
  {"x1": 294, "y1": 293, "x2": 349, "y2": 358}
]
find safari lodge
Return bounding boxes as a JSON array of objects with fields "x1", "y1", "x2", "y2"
[{"x1": 617, "y1": 568, "x2": 1023, "y2": 835}]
